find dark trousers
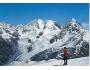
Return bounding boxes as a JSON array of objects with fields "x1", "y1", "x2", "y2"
[{"x1": 64, "y1": 57, "x2": 67, "y2": 65}]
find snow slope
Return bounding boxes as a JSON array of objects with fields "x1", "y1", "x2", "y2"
[{"x1": 8, "y1": 57, "x2": 89, "y2": 66}]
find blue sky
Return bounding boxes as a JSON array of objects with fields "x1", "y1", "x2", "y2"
[{"x1": 0, "y1": 3, "x2": 89, "y2": 26}]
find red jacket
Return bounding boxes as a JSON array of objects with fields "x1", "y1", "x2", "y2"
[{"x1": 64, "y1": 48, "x2": 68, "y2": 58}]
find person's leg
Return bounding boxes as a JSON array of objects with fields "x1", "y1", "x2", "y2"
[
  {"x1": 64, "y1": 58, "x2": 65, "y2": 64},
  {"x1": 66, "y1": 58, "x2": 67, "y2": 65},
  {"x1": 65, "y1": 59, "x2": 66, "y2": 65},
  {"x1": 64, "y1": 57, "x2": 67, "y2": 65}
]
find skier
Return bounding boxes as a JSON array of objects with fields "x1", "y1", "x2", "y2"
[{"x1": 63, "y1": 47, "x2": 68, "y2": 65}]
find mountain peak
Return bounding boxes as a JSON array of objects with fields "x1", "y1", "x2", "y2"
[
  {"x1": 46, "y1": 20, "x2": 56, "y2": 26},
  {"x1": 37, "y1": 19, "x2": 44, "y2": 23},
  {"x1": 37, "y1": 19, "x2": 46, "y2": 29},
  {"x1": 65, "y1": 18, "x2": 84, "y2": 33},
  {"x1": 30, "y1": 19, "x2": 46, "y2": 29},
  {"x1": 0, "y1": 22, "x2": 11, "y2": 29},
  {"x1": 71, "y1": 18, "x2": 76, "y2": 23}
]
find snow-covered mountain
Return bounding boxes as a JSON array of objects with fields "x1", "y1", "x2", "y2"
[{"x1": 0, "y1": 18, "x2": 89, "y2": 66}]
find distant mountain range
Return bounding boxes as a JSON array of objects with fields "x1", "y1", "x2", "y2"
[{"x1": 0, "y1": 18, "x2": 89, "y2": 65}]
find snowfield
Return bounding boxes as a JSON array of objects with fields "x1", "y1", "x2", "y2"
[{"x1": 8, "y1": 57, "x2": 89, "y2": 66}]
